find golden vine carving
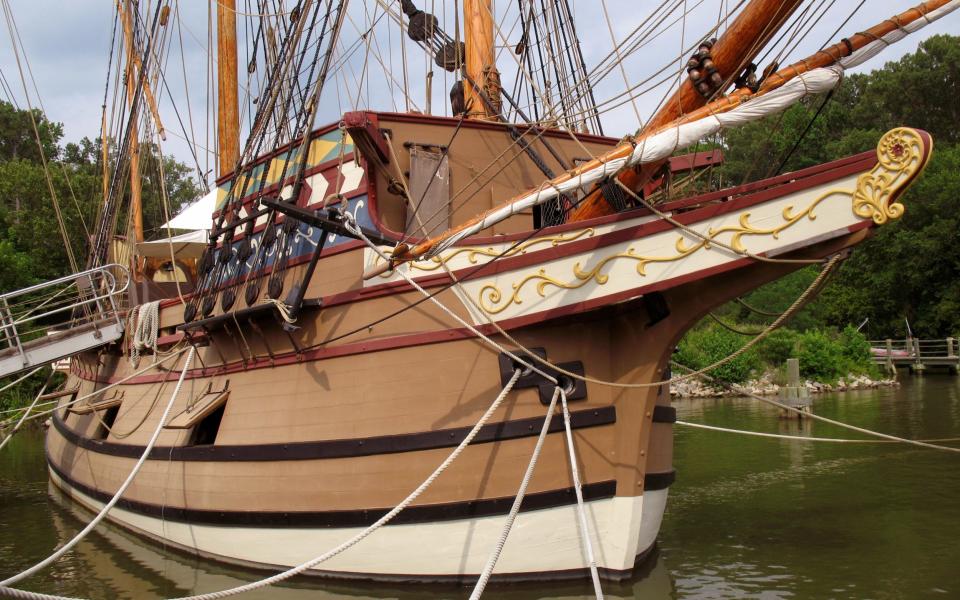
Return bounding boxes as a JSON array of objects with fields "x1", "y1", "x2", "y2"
[
  {"x1": 477, "y1": 128, "x2": 927, "y2": 315},
  {"x1": 852, "y1": 127, "x2": 924, "y2": 224},
  {"x1": 378, "y1": 228, "x2": 595, "y2": 276}
]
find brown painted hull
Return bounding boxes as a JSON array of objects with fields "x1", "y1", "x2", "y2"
[{"x1": 45, "y1": 119, "x2": 931, "y2": 580}]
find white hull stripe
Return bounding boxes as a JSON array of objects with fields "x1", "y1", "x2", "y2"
[{"x1": 49, "y1": 467, "x2": 668, "y2": 580}]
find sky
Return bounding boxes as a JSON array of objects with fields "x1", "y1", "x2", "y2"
[{"x1": 0, "y1": 0, "x2": 956, "y2": 192}]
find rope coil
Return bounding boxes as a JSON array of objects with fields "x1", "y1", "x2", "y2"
[{"x1": 128, "y1": 301, "x2": 160, "y2": 367}]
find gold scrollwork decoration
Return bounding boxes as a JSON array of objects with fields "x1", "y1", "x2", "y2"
[
  {"x1": 477, "y1": 128, "x2": 928, "y2": 315},
  {"x1": 852, "y1": 127, "x2": 924, "y2": 225},
  {"x1": 377, "y1": 228, "x2": 595, "y2": 277}
]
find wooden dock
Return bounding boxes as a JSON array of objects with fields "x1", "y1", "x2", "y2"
[{"x1": 870, "y1": 338, "x2": 959, "y2": 374}]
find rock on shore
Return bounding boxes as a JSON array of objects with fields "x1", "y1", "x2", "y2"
[{"x1": 670, "y1": 371, "x2": 899, "y2": 398}]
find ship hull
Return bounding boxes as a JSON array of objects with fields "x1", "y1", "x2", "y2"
[
  {"x1": 48, "y1": 465, "x2": 667, "y2": 582},
  {"x1": 44, "y1": 121, "x2": 930, "y2": 582}
]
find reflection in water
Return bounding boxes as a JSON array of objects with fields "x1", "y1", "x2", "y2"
[{"x1": 2, "y1": 376, "x2": 959, "y2": 599}]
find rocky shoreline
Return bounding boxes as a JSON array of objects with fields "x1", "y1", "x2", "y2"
[{"x1": 670, "y1": 372, "x2": 899, "y2": 398}]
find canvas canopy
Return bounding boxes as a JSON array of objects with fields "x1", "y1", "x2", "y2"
[{"x1": 136, "y1": 229, "x2": 208, "y2": 259}]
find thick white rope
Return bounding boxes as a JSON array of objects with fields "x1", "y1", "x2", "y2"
[
  {"x1": 0, "y1": 374, "x2": 50, "y2": 451},
  {"x1": 160, "y1": 367, "x2": 524, "y2": 600},
  {"x1": 0, "y1": 347, "x2": 195, "y2": 588},
  {"x1": 0, "y1": 368, "x2": 526, "y2": 600},
  {"x1": 560, "y1": 389, "x2": 604, "y2": 598},
  {"x1": 129, "y1": 301, "x2": 160, "y2": 367},
  {"x1": 469, "y1": 386, "x2": 560, "y2": 600},
  {"x1": 678, "y1": 420, "x2": 960, "y2": 444}
]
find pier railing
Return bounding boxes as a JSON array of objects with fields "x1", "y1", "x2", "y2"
[
  {"x1": 0, "y1": 264, "x2": 130, "y2": 378},
  {"x1": 869, "y1": 337, "x2": 959, "y2": 374}
]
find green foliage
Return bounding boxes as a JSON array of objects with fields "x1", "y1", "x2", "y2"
[
  {"x1": 789, "y1": 327, "x2": 877, "y2": 383},
  {"x1": 795, "y1": 329, "x2": 846, "y2": 382},
  {"x1": 717, "y1": 35, "x2": 960, "y2": 339},
  {"x1": 755, "y1": 328, "x2": 800, "y2": 366},
  {"x1": 674, "y1": 325, "x2": 761, "y2": 385},
  {"x1": 0, "y1": 100, "x2": 201, "y2": 291},
  {"x1": 0, "y1": 369, "x2": 62, "y2": 417},
  {"x1": 0, "y1": 101, "x2": 200, "y2": 414}
]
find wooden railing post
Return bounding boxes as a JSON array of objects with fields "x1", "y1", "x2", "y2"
[
  {"x1": 947, "y1": 337, "x2": 956, "y2": 358},
  {"x1": 885, "y1": 338, "x2": 894, "y2": 375},
  {"x1": 913, "y1": 338, "x2": 925, "y2": 375}
]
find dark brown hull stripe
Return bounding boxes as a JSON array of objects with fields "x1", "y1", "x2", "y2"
[
  {"x1": 48, "y1": 457, "x2": 676, "y2": 527},
  {"x1": 644, "y1": 470, "x2": 676, "y2": 490},
  {"x1": 48, "y1": 457, "x2": 615, "y2": 526},
  {"x1": 51, "y1": 405, "x2": 616, "y2": 462},
  {"x1": 652, "y1": 405, "x2": 676, "y2": 423}
]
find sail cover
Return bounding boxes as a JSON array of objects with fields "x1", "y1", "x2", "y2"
[{"x1": 161, "y1": 188, "x2": 216, "y2": 230}]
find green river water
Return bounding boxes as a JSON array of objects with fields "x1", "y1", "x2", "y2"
[{"x1": 2, "y1": 375, "x2": 959, "y2": 599}]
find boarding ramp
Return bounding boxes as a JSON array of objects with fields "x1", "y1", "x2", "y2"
[{"x1": 0, "y1": 265, "x2": 129, "y2": 378}]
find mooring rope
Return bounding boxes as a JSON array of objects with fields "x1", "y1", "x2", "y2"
[
  {"x1": 0, "y1": 367, "x2": 528, "y2": 600},
  {"x1": 0, "y1": 347, "x2": 195, "y2": 588},
  {"x1": 560, "y1": 388, "x2": 605, "y2": 598},
  {"x1": 0, "y1": 370, "x2": 53, "y2": 451},
  {"x1": 1, "y1": 348, "x2": 189, "y2": 430},
  {"x1": 677, "y1": 420, "x2": 960, "y2": 444},
  {"x1": 469, "y1": 387, "x2": 560, "y2": 599},
  {"x1": 671, "y1": 362, "x2": 960, "y2": 454}
]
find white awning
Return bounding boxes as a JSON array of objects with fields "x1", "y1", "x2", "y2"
[
  {"x1": 162, "y1": 188, "x2": 216, "y2": 230},
  {"x1": 136, "y1": 230, "x2": 208, "y2": 259}
]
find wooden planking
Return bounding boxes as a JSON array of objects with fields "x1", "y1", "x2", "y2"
[
  {"x1": 48, "y1": 422, "x2": 617, "y2": 513},
  {"x1": 371, "y1": 115, "x2": 616, "y2": 236}
]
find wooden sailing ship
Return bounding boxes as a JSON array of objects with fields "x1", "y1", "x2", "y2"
[{"x1": 37, "y1": 0, "x2": 948, "y2": 584}]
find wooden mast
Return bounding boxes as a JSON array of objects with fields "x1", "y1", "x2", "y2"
[
  {"x1": 568, "y1": 0, "x2": 804, "y2": 221},
  {"x1": 217, "y1": 0, "x2": 240, "y2": 177},
  {"x1": 120, "y1": 0, "x2": 143, "y2": 246},
  {"x1": 462, "y1": 0, "x2": 501, "y2": 119}
]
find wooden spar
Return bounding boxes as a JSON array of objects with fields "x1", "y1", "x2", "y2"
[
  {"x1": 114, "y1": 1, "x2": 166, "y2": 142},
  {"x1": 121, "y1": 0, "x2": 143, "y2": 246},
  {"x1": 100, "y1": 106, "x2": 109, "y2": 203},
  {"x1": 462, "y1": 0, "x2": 501, "y2": 119},
  {"x1": 216, "y1": 0, "x2": 240, "y2": 178},
  {"x1": 366, "y1": 0, "x2": 950, "y2": 277},
  {"x1": 568, "y1": 0, "x2": 804, "y2": 222}
]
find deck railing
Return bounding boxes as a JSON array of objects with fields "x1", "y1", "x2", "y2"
[
  {"x1": 869, "y1": 337, "x2": 958, "y2": 373},
  {"x1": 0, "y1": 264, "x2": 130, "y2": 371}
]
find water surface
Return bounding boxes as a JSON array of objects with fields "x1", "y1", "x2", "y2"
[{"x1": 2, "y1": 375, "x2": 958, "y2": 599}]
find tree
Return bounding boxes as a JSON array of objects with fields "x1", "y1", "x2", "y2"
[
  {"x1": 716, "y1": 35, "x2": 960, "y2": 338},
  {"x1": 0, "y1": 101, "x2": 202, "y2": 290}
]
